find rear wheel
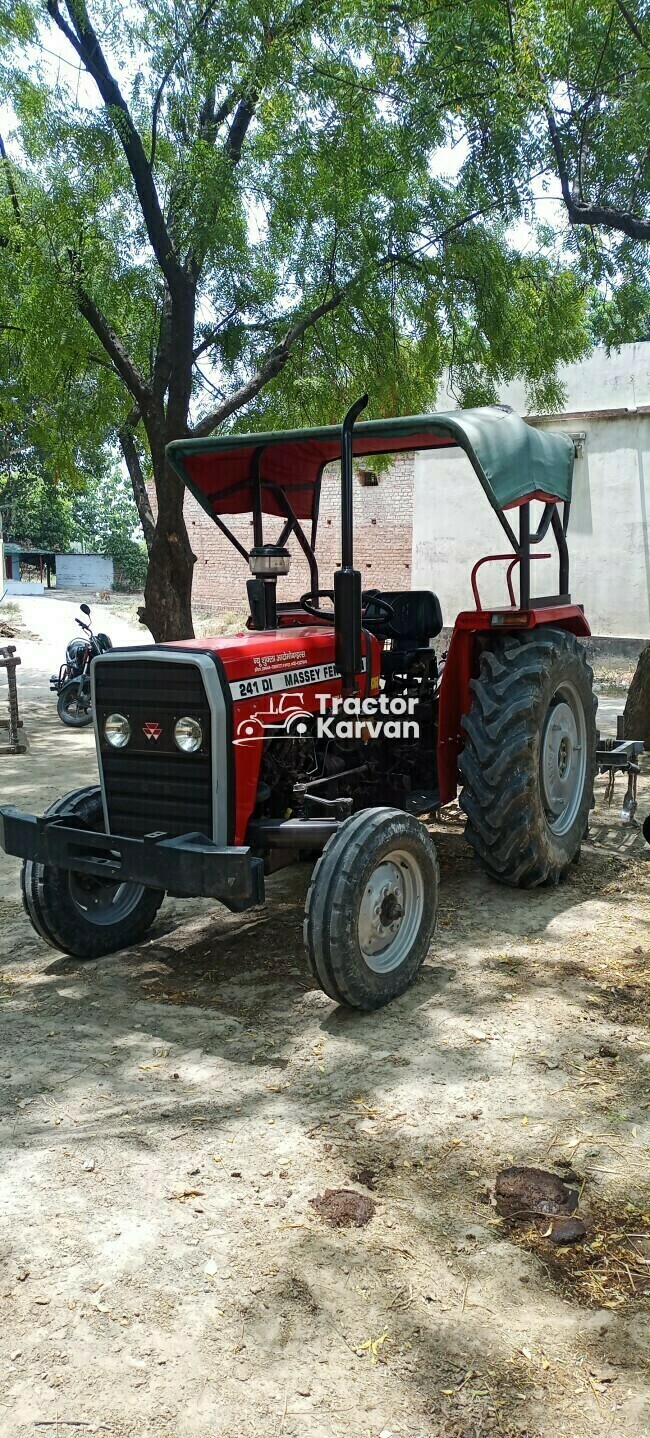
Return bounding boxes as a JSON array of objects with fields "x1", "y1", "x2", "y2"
[
  {"x1": 458, "y1": 628, "x2": 597, "y2": 887},
  {"x1": 21, "y1": 786, "x2": 164, "y2": 958},
  {"x1": 304, "y1": 808, "x2": 439, "y2": 1009},
  {"x1": 57, "y1": 679, "x2": 92, "y2": 727}
]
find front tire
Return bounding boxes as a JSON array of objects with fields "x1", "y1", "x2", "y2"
[
  {"x1": 458, "y1": 628, "x2": 597, "y2": 887},
  {"x1": 21, "y1": 786, "x2": 164, "y2": 958},
  {"x1": 304, "y1": 808, "x2": 439, "y2": 1010},
  {"x1": 57, "y1": 679, "x2": 92, "y2": 727}
]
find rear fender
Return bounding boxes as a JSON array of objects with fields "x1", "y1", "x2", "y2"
[{"x1": 437, "y1": 605, "x2": 591, "y2": 805}]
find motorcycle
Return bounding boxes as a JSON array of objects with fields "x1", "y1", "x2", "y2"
[{"x1": 51, "y1": 603, "x2": 113, "y2": 728}]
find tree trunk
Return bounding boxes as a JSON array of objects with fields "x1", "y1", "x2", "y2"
[
  {"x1": 138, "y1": 447, "x2": 196, "y2": 642},
  {"x1": 138, "y1": 282, "x2": 197, "y2": 643},
  {"x1": 623, "y1": 643, "x2": 650, "y2": 749}
]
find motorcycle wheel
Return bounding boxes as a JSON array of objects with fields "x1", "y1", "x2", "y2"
[{"x1": 57, "y1": 680, "x2": 93, "y2": 728}]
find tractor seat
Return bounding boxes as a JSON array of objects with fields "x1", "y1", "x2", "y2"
[{"x1": 363, "y1": 589, "x2": 443, "y2": 647}]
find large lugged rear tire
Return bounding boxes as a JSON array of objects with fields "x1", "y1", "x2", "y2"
[
  {"x1": 21, "y1": 786, "x2": 164, "y2": 958},
  {"x1": 458, "y1": 628, "x2": 597, "y2": 887},
  {"x1": 304, "y1": 808, "x2": 439, "y2": 1010}
]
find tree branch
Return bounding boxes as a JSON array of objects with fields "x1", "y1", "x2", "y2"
[
  {"x1": 0, "y1": 132, "x2": 21, "y2": 226},
  {"x1": 150, "y1": 0, "x2": 223, "y2": 167},
  {"x1": 576, "y1": 8, "x2": 616, "y2": 204},
  {"x1": 191, "y1": 307, "x2": 240, "y2": 360},
  {"x1": 198, "y1": 90, "x2": 236, "y2": 145},
  {"x1": 225, "y1": 95, "x2": 257, "y2": 161},
  {"x1": 190, "y1": 221, "x2": 495, "y2": 436},
  {"x1": 615, "y1": 0, "x2": 650, "y2": 54},
  {"x1": 190, "y1": 290, "x2": 348, "y2": 436},
  {"x1": 152, "y1": 292, "x2": 173, "y2": 407},
  {"x1": 188, "y1": 90, "x2": 257, "y2": 279},
  {"x1": 46, "y1": 1, "x2": 188, "y2": 295},
  {"x1": 118, "y1": 416, "x2": 156, "y2": 552},
  {"x1": 546, "y1": 104, "x2": 650, "y2": 240},
  {"x1": 75, "y1": 283, "x2": 152, "y2": 411}
]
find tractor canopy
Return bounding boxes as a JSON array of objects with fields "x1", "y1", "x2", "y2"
[{"x1": 166, "y1": 405, "x2": 574, "y2": 527}]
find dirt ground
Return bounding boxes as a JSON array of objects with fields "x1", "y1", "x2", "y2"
[{"x1": 1, "y1": 595, "x2": 649, "y2": 1438}]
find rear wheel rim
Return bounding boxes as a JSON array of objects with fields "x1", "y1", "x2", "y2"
[
  {"x1": 357, "y1": 848, "x2": 425, "y2": 973},
  {"x1": 67, "y1": 872, "x2": 145, "y2": 926},
  {"x1": 540, "y1": 680, "x2": 588, "y2": 836}
]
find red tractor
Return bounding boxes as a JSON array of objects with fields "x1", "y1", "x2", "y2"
[{"x1": 1, "y1": 398, "x2": 597, "y2": 1010}]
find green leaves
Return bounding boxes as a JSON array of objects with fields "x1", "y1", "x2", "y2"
[
  {"x1": 0, "y1": 466, "x2": 73, "y2": 551},
  {"x1": 7, "y1": 0, "x2": 635, "y2": 614}
]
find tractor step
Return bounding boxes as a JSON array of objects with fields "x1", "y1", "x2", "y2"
[{"x1": 404, "y1": 789, "x2": 440, "y2": 816}]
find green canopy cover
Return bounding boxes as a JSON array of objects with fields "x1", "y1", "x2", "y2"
[{"x1": 166, "y1": 405, "x2": 574, "y2": 525}]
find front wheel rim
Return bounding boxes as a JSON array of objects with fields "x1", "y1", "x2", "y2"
[
  {"x1": 357, "y1": 848, "x2": 425, "y2": 974},
  {"x1": 68, "y1": 872, "x2": 145, "y2": 926},
  {"x1": 540, "y1": 680, "x2": 588, "y2": 836},
  {"x1": 64, "y1": 683, "x2": 89, "y2": 717}
]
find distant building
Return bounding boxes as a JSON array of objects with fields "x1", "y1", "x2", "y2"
[
  {"x1": 2, "y1": 543, "x2": 55, "y2": 594},
  {"x1": 54, "y1": 553, "x2": 114, "y2": 590},
  {"x1": 2, "y1": 546, "x2": 113, "y2": 593}
]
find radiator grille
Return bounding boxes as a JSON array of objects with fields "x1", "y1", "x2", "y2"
[{"x1": 94, "y1": 656, "x2": 213, "y2": 839}]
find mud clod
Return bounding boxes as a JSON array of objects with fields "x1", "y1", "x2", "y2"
[
  {"x1": 351, "y1": 1167, "x2": 377, "y2": 1191},
  {"x1": 548, "y1": 1215, "x2": 588, "y2": 1244},
  {"x1": 310, "y1": 1188, "x2": 376, "y2": 1227},
  {"x1": 495, "y1": 1166, "x2": 575, "y2": 1215}
]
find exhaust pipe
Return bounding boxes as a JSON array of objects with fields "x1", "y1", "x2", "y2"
[{"x1": 335, "y1": 393, "x2": 368, "y2": 695}]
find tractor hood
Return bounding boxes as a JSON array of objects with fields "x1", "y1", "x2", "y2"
[{"x1": 166, "y1": 405, "x2": 574, "y2": 525}]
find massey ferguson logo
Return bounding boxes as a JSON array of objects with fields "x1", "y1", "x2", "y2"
[{"x1": 143, "y1": 721, "x2": 162, "y2": 741}]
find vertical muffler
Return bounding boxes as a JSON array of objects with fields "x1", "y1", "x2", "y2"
[{"x1": 335, "y1": 394, "x2": 368, "y2": 695}]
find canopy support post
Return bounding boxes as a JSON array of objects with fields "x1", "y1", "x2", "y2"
[
  {"x1": 264, "y1": 483, "x2": 319, "y2": 596},
  {"x1": 251, "y1": 447, "x2": 264, "y2": 548},
  {"x1": 519, "y1": 504, "x2": 531, "y2": 609},
  {"x1": 551, "y1": 506, "x2": 570, "y2": 596}
]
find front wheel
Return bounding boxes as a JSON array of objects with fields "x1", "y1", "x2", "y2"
[
  {"x1": 57, "y1": 679, "x2": 92, "y2": 727},
  {"x1": 304, "y1": 808, "x2": 439, "y2": 1009},
  {"x1": 458, "y1": 628, "x2": 597, "y2": 887},
  {"x1": 21, "y1": 786, "x2": 164, "y2": 958}
]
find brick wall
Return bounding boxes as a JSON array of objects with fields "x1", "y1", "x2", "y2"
[{"x1": 181, "y1": 454, "x2": 415, "y2": 608}]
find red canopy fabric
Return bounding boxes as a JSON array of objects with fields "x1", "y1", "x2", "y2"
[{"x1": 181, "y1": 432, "x2": 455, "y2": 522}]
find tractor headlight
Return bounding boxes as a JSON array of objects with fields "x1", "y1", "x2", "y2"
[
  {"x1": 104, "y1": 713, "x2": 131, "y2": 748},
  {"x1": 174, "y1": 715, "x2": 203, "y2": 753}
]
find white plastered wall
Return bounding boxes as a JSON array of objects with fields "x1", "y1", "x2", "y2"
[{"x1": 413, "y1": 344, "x2": 650, "y2": 639}]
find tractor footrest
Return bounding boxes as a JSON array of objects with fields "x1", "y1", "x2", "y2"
[{"x1": 404, "y1": 788, "x2": 440, "y2": 816}]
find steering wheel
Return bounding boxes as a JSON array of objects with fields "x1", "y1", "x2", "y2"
[
  {"x1": 300, "y1": 589, "x2": 335, "y2": 619},
  {"x1": 300, "y1": 589, "x2": 396, "y2": 626},
  {"x1": 361, "y1": 591, "x2": 395, "y2": 624}
]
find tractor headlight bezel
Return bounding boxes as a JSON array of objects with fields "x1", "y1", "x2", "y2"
[
  {"x1": 174, "y1": 715, "x2": 203, "y2": 753},
  {"x1": 104, "y1": 712, "x2": 131, "y2": 749}
]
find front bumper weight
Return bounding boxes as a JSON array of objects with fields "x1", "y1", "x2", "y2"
[{"x1": 0, "y1": 806, "x2": 265, "y2": 912}]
